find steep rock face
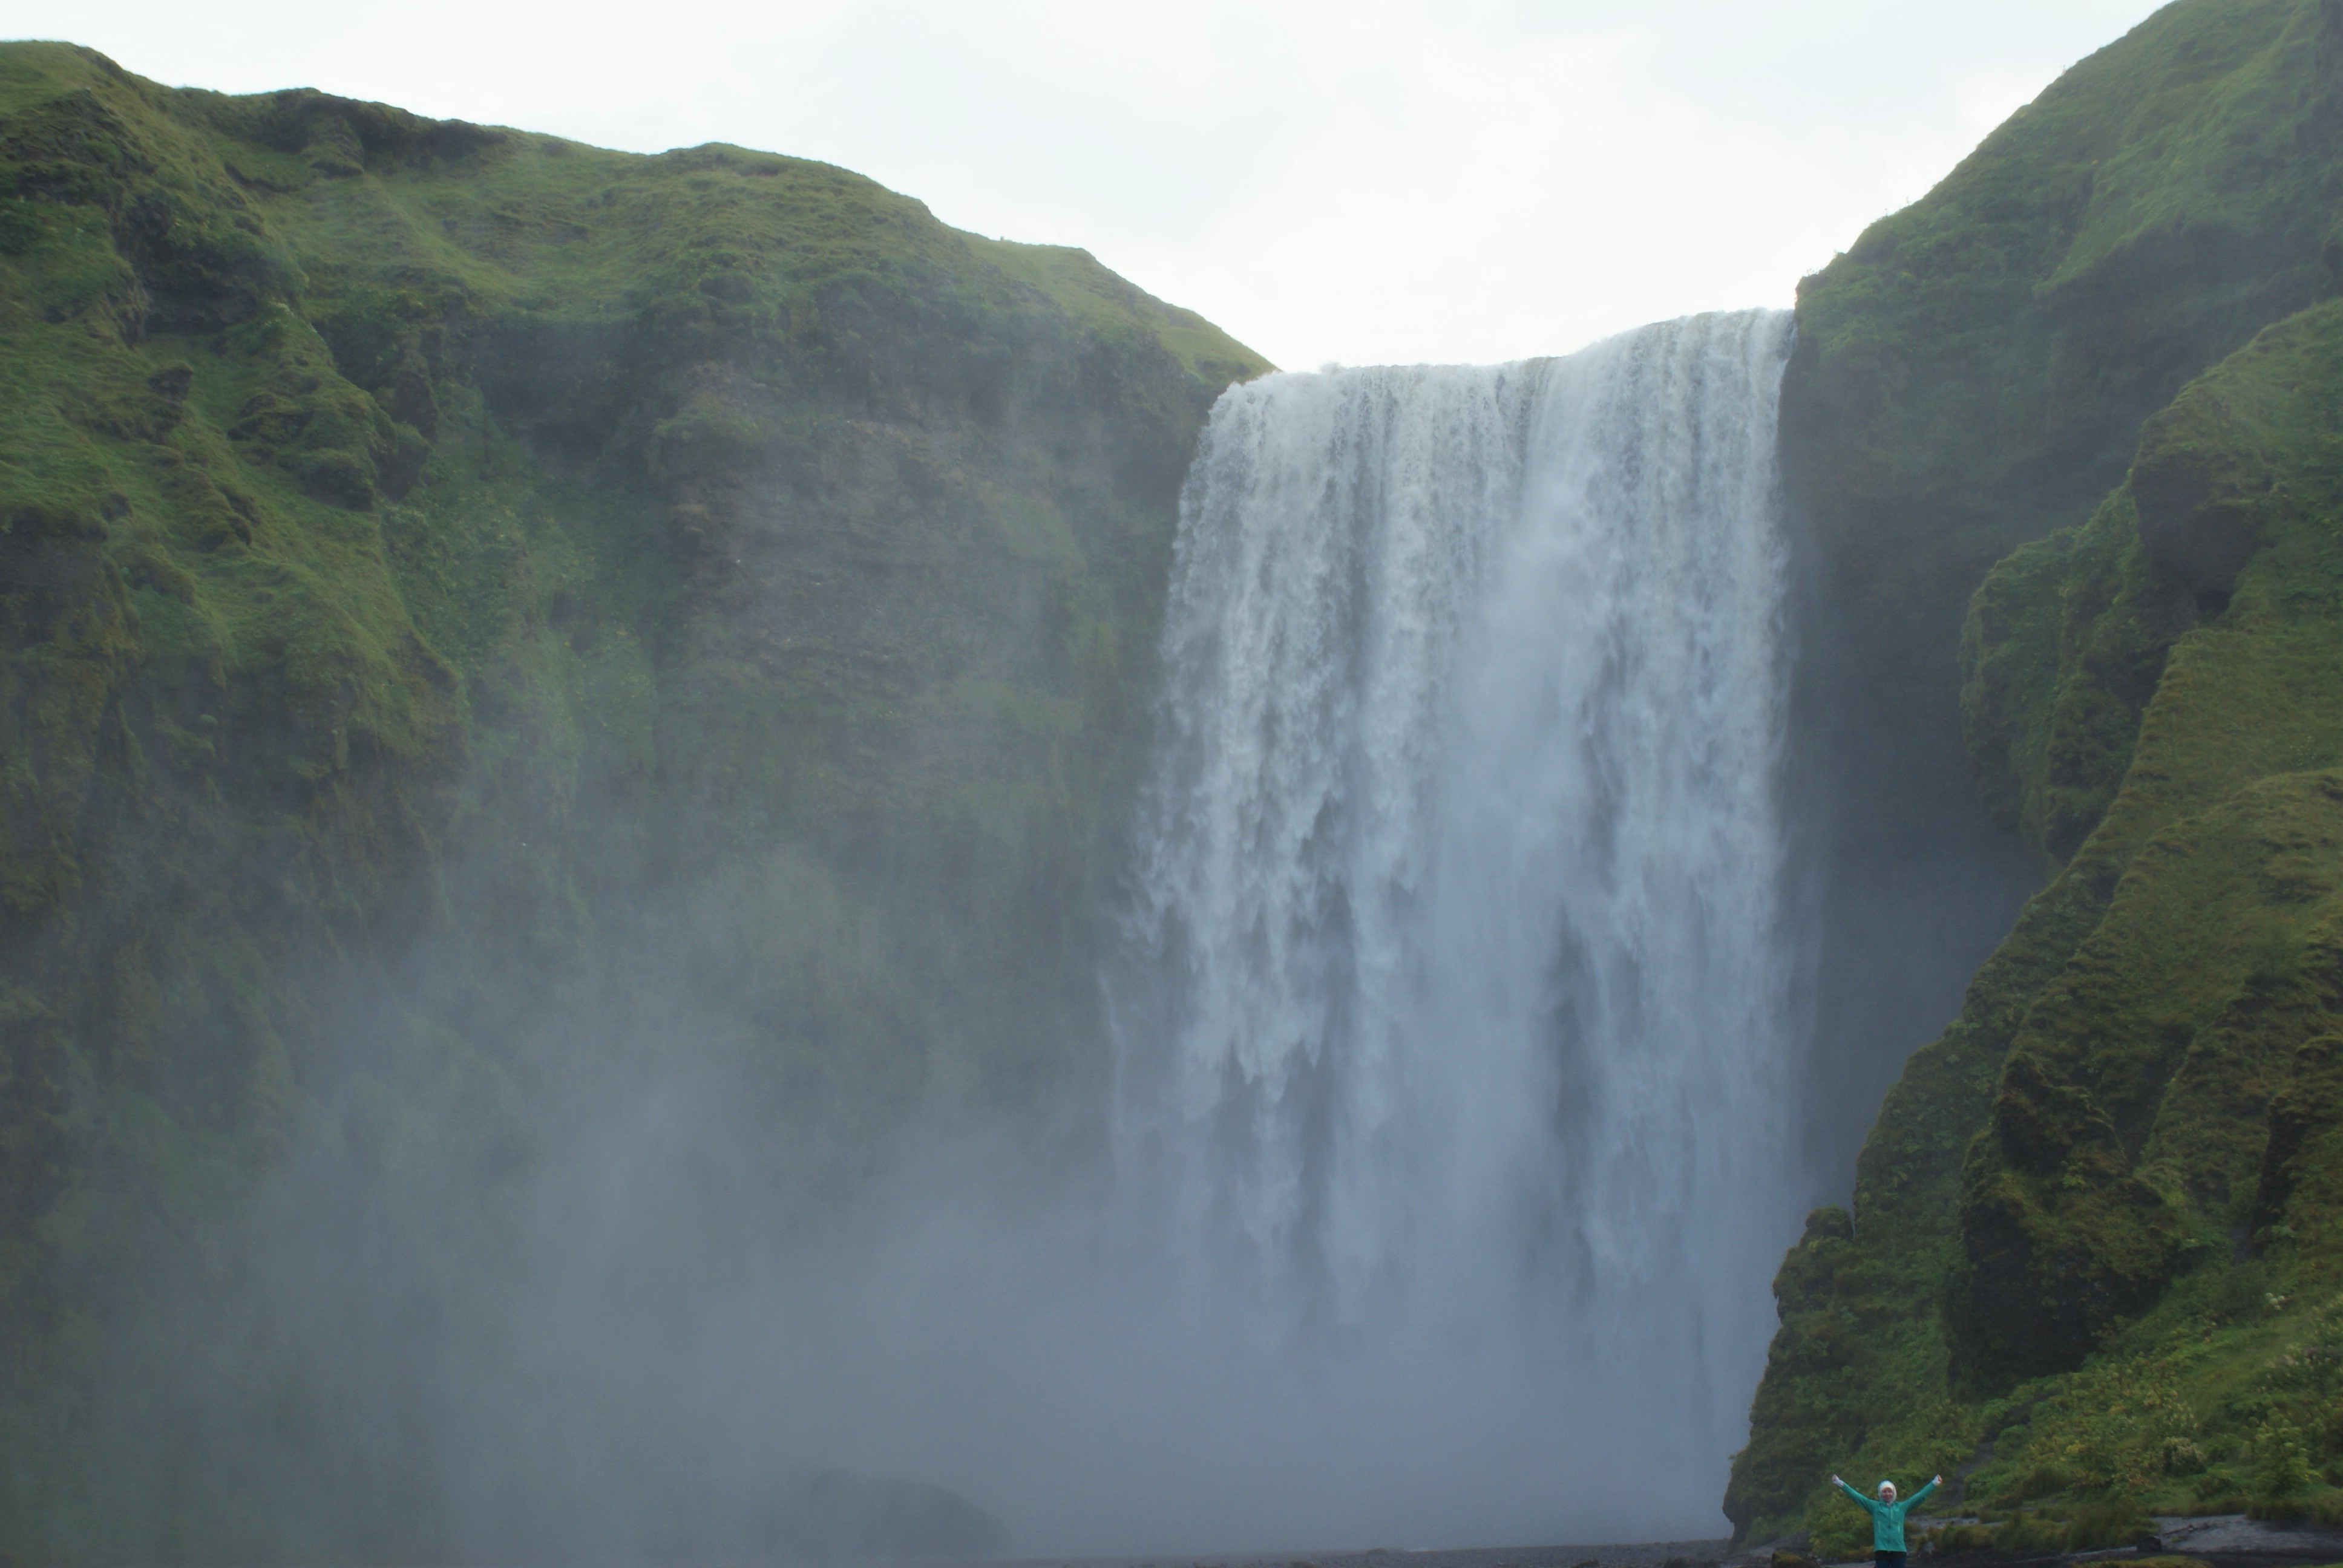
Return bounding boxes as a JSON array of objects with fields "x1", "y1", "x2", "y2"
[
  {"x1": 1734, "y1": 0, "x2": 2343, "y2": 1542},
  {"x1": 1944, "y1": 303, "x2": 2343, "y2": 1386},
  {"x1": 1733, "y1": 296, "x2": 2343, "y2": 1548},
  {"x1": 1784, "y1": 0, "x2": 2343, "y2": 1175},
  {"x1": 0, "y1": 42, "x2": 1265, "y2": 1561},
  {"x1": 1790, "y1": 0, "x2": 2342, "y2": 745}
]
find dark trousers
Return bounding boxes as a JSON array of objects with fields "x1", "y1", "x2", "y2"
[{"x1": 1876, "y1": 1553, "x2": 1906, "y2": 1568}]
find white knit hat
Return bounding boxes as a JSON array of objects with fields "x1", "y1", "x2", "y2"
[{"x1": 1877, "y1": 1480, "x2": 1896, "y2": 1497}]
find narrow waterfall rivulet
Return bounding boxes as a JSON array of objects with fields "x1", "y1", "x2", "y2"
[{"x1": 1110, "y1": 309, "x2": 1807, "y2": 1534}]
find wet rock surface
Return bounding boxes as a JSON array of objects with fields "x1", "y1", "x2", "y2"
[
  {"x1": 2148, "y1": 1514, "x2": 2343, "y2": 1561},
  {"x1": 954, "y1": 1543, "x2": 1737, "y2": 1568},
  {"x1": 908, "y1": 1522, "x2": 2343, "y2": 1568}
]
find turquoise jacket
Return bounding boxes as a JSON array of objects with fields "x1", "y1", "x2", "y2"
[{"x1": 1835, "y1": 1478, "x2": 1937, "y2": 1552}]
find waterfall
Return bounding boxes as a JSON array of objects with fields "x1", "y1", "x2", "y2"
[{"x1": 1110, "y1": 309, "x2": 1806, "y2": 1536}]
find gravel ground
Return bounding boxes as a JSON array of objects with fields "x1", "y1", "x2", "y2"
[
  {"x1": 2149, "y1": 1514, "x2": 2343, "y2": 1561},
  {"x1": 905, "y1": 1515, "x2": 2343, "y2": 1568},
  {"x1": 928, "y1": 1540, "x2": 1738, "y2": 1568}
]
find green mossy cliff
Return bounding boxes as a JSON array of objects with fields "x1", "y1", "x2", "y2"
[
  {"x1": 1786, "y1": 0, "x2": 2342, "y2": 786},
  {"x1": 0, "y1": 39, "x2": 1265, "y2": 1561},
  {"x1": 1734, "y1": 0, "x2": 2343, "y2": 1546},
  {"x1": 1789, "y1": 0, "x2": 2343, "y2": 1171}
]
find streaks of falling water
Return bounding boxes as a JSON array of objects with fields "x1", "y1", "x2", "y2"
[{"x1": 1111, "y1": 309, "x2": 1807, "y2": 1514}]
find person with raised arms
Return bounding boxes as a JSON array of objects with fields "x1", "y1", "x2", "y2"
[{"x1": 1830, "y1": 1472, "x2": 1941, "y2": 1568}]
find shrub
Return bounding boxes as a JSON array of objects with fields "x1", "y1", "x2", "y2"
[
  {"x1": 1998, "y1": 1514, "x2": 2068, "y2": 1555},
  {"x1": 2160, "y1": 1436, "x2": 2210, "y2": 1476},
  {"x1": 2184, "y1": 1475, "x2": 2247, "y2": 1515},
  {"x1": 2212, "y1": 1261, "x2": 2270, "y2": 1323},
  {"x1": 1930, "y1": 1523, "x2": 1999, "y2": 1555},
  {"x1": 2065, "y1": 1500, "x2": 2155, "y2": 1551},
  {"x1": 2244, "y1": 1480, "x2": 2342, "y2": 1525},
  {"x1": 2011, "y1": 1463, "x2": 2071, "y2": 1500},
  {"x1": 1809, "y1": 1509, "x2": 1869, "y2": 1562},
  {"x1": 2252, "y1": 1414, "x2": 2316, "y2": 1503}
]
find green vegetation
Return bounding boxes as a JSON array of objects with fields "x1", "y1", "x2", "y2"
[
  {"x1": 0, "y1": 39, "x2": 1266, "y2": 1562},
  {"x1": 1738, "y1": 295, "x2": 2343, "y2": 1551},
  {"x1": 1730, "y1": 0, "x2": 2343, "y2": 1536},
  {"x1": 1788, "y1": 0, "x2": 2343, "y2": 1278},
  {"x1": 1786, "y1": 0, "x2": 2341, "y2": 782},
  {"x1": 14, "y1": 0, "x2": 2343, "y2": 1555}
]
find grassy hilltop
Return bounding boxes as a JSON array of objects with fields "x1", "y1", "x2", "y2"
[
  {"x1": 0, "y1": 39, "x2": 1264, "y2": 1560},
  {"x1": 1733, "y1": 0, "x2": 2343, "y2": 1549}
]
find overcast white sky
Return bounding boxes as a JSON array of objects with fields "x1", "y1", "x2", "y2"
[{"x1": 13, "y1": 0, "x2": 2165, "y2": 368}]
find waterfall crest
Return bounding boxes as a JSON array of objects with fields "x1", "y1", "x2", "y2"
[{"x1": 1111, "y1": 309, "x2": 1806, "y2": 1531}]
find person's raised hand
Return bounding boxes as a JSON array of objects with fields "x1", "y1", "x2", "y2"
[
  {"x1": 1933, "y1": 1475, "x2": 1943, "y2": 1486},
  {"x1": 1832, "y1": 1475, "x2": 1843, "y2": 1487}
]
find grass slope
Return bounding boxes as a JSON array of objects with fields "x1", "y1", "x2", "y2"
[
  {"x1": 1732, "y1": 295, "x2": 2343, "y2": 1553},
  {"x1": 1737, "y1": 2, "x2": 2343, "y2": 1543},
  {"x1": 1786, "y1": 0, "x2": 2343, "y2": 1230},
  {"x1": 1787, "y1": 0, "x2": 2342, "y2": 774},
  {"x1": 0, "y1": 40, "x2": 1266, "y2": 1562}
]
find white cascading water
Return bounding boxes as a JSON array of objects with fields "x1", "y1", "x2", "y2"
[{"x1": 1110, "y1": 309, "x2": 1807, "y2": 1540}]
